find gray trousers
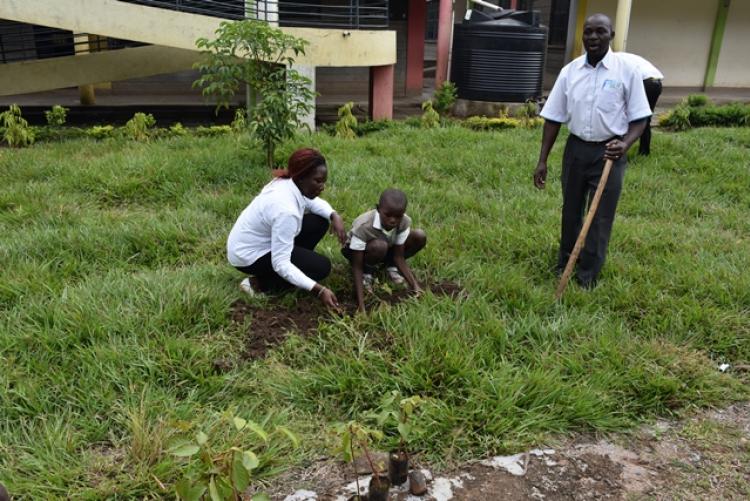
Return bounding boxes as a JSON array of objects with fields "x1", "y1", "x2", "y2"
[{"x1": 558, "y1": 135, "x2": 627, "y2": 285}]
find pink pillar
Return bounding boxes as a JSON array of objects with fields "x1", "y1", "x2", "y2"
[
  {"x1": 406, "y1": 0, "x2": 427, "y2": 94},
  {"x1": 510, "y1": 0, "x2": 518, "y2": 9},
  {"x1": 369, "y1": 65, "x2": 394, "y2": 120},
  {"x1": 435, "y1": 0, "x2": 453, "y2": 87}
]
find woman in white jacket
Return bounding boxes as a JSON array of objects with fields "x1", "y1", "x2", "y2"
[{"x1": 227, "y1": 148, "x2": 346, "y2": 309}]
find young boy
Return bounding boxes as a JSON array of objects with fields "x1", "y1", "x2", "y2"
[{"x1": 342, "y1": 188, "x2": 427, "y2": 312}]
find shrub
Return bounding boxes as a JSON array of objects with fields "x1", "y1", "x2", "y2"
[
  {"x1": 463, "y1": 116, "x2": 522, "y2": 131},
  {"x1": 169, "y1": 122, "x2": 189, "y2": 137},
  {"x1": 353, "y1": 119, "x2": 395, "y2": 136},
  {"x1": 194, "y1": 20, "x2": 314, "y2": 167},
  {"x1": 335, "y1": 102, "x2": 357, "y2": 139},
  {"x1": 231, "y1": 108, "x2": 247, "y2": 132},
  {"x1": 195, "y1": 125, "x2": 233, "y2": 137},
  {"x1": 169, "y1": 412, "x2": 299, "y2": 501},
  {"x1": 123, "y1": 112, "x2": 156, "y2": 141},
  {"x1": 433, "y1": 81, "x2": 458, "y2": 114},
  {"x1": 86, "y1": 125, "x2": 115, "y2": 140},
  {"x1": 420, "y1": 101, "x2": 440, "y2": 129},
  {"x1": 685, "y1": 94, "x2": 710, "y2": 107},
  {"x1": 0, "y1": 104, "x2": 35, "y2": 147},
  {"x1": 659, "y1": 102, "x2": 750, "y2": 130},
  {"x1": 45, "y1": 105, "x2": 69, "y2": 126}
]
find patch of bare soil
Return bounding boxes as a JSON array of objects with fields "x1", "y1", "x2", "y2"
[
  {"x1": 262, "y1": 402, "x2": 750, "y2": 501},
  {"x1": 229, "y1": 281, "x2": 464, "y2": 361}
]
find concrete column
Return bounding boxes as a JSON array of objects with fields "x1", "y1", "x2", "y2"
[
  {"x1": 293, "y1": 64, "x2": 316, "y2": 130},
  {"x1": 704, "y1": 0, "x2": 731, "y2": 89},
  {"x1": 369, "y1": 64, "x2": 394, "y2": 120},
  {"x1": 406, "y1": 0, "x2": 427, "y2": 94},
  {"x1": 75, "y1": 33, "x2": 95, "y2": 105},
  {"x1": 612, "y1": 0, "x2": 632, "y2": 51},
  {"x1": 435, "y1": 0, "x2": 453, "y2": 87},
  {"x1": 572, "y1": 0, "x2": 588, "y2": 58}
]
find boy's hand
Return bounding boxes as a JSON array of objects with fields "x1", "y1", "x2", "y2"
[{"x1": 330, "y1": 212, "x2": 347, "y2": 246}]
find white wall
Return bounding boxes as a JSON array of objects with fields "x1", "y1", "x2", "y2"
[
  {"x1": 586, "y1": 0, "x2": 718, "y2": 87},
  {"x1": 714, "y1": 0, "x2": 750, "y2": 87}
]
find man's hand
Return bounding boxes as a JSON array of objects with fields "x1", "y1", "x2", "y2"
[
  {"x1": 533, "y1": 161, "x2": 548, "y2": 189},
  {"x1": 330, "y1": 212, "x2": 347, "y2": 246},
  {"x1": 604, "y1": 139, "x2": 628, "y2": 160}
]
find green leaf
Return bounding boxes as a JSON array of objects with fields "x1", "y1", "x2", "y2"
[
  {"x1": 252, "y1": 494, "x2": 271, "y2": 501},
  {"x1": 275, "y1": 425, "x2": 301, "y2": 448},
  {"x1": 397, "y1": 422, "x2": 411, "y2": 441},
  {"x1": 196, "y1": 431, "x2": 208, "y2": 445},
  {"x1": 175, "y1": 479, "x2": 207, "y2": 501},
  {"x1": 208, "y1": 477, "x2": 221, "y2": 501},
  {"x1": 170, "y1": 443, "x2": 201, "y2": 457},
  {"x1": 232, "y1": 456, "x2": 251, "y2": 492},
  {"x1": 233, "y1": 416, "x2": 247, "y2": 431},
  {"x1": 246, "y1": 420, "x2": 269, "y2": 442},
  {"x1": 242, "y1": 450, "x2": 260, "y2": 472}
]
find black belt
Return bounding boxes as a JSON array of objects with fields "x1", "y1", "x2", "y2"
[{"x1": 570, "y1": 134, "x2": 621, "y2": 145}]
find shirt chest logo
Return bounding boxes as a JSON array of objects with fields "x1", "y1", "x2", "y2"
[{"x1": 601, "y1": 79, "x2": 622, "y2": 90}]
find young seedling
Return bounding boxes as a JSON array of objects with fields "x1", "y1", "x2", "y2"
[
  {"x1": 169, "y1": 411, "x2": 299, "y2": 501},
  {"x1": 334, "y1": 420, "x2": 389, "y2": 501},
  {"x1": 372, "y1": 393, "x2": 425, "y2": 486}
]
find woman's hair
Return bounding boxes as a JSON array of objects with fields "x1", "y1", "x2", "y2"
[{"x1": 273, "y1": 148, "x2": 326, "y2": 179}]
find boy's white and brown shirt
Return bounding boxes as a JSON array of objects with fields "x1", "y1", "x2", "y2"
[{"x1": 347, "y1": 209, "x2": 411, "y2": 251}]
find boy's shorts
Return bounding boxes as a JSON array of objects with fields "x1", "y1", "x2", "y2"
[{"x1": 341, "y1": 238, "x2": 395, "y2": 272}]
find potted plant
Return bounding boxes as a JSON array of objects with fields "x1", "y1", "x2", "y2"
[
  {"x1": 373, "y1": 393, "x2": 424, "y2": 486},
  {"x1": 335, "y1": 420, "x2": 391, "y2": 501}
]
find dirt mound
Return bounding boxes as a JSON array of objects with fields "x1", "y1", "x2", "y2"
[{"x1": 229, "y1": 281, "x2": 463, "y2": 360}]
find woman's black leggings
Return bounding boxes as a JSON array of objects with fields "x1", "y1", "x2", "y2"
[{"x1": 234, "y1": 214, "x2": 331, "y2": 292}]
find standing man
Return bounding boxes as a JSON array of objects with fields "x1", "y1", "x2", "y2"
[
  {"x1": 533, "y1": 13, "x2": 651, "y2": 288},
  {"x1": 618, "y1": 52, "x2": 664, "y2": 156}
]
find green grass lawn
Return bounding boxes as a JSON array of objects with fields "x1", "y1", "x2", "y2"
[{"x1": 1, "y1": 125, "x2": 748, "y2": 497}]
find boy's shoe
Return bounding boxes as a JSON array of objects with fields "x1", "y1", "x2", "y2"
[
  {"x1": 363, "y1": 273, "x2": 375, "y2": 293},
  {"x1": 385, "y1": 267, "x2": 406, "y2": 285},
  {"x1": 239, "y1": 277, "x2": 260, "y2": 297}
]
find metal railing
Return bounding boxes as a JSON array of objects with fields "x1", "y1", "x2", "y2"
[
  {"x1": 117, "y1": 0, "x2": 390, "y2": 29},
  {"x1": 0, "y1": 22, "x2": 144, "y2": 64}
]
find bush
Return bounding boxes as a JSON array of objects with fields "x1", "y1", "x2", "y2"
[
  {"x1": 123, "y1": 112, "x2": 156, "y2": 141},
  {"x1": 685, "y1": 94, "x2": 710, "y2": 107},
  {"x1": 86, "y1": 125, "x2": 115, "y2": 140},
  {"x1": 169, "y1": 122, "x2": 189, "y2": 137},
  {"x1": 659, "y1": 102, "x2": 750, "y2": 130},
  {"x1": 421, "y1": 101, "x2": 440, "y2": 129},
  {"x1": 45, "y1": 105, "x2": 69, "y2": 126},
  {"x1": 335, "y1": 102, "x2": 357, "y2": 139},
  {"x1": 194, "y1": 125, "x2": 232, "y2": 137},
  {"x1": 353, "y1": 119, "x2": 396, "y2": 136},
  {"x1": 0, "y1": 104, "x2": 35, "y2": 147},
  {"x1": 194, "y1": 19, "x2": 314, "y2": 167},
  {"x1": 231, "y1": 109, "x2": 247, "y2": 132},
  {"x1": 433, "y1": 81, "x2": 458, "y2": 115},
  {"x1": 463, "y1": 116, "x2": 522, "y2": 131}
]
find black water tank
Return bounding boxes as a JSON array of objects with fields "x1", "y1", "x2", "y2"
[{"x1": 450, "y1": 12, "x2": 548, "y2": 102}]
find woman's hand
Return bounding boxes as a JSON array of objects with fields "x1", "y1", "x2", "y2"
[
  {"x1": 315, "y1": 284, "x2": 340, "y2": 311},
  {"x1": 330, "y1": 212, "x2": 347, "y2": 246}
]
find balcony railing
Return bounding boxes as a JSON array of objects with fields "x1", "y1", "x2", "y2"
[
  {"x1": 0, "y1": 21, "x2": 144, "y2": 64},
  {"x1": 117, "y1": 0, "x2": 390, "y2": 29}
]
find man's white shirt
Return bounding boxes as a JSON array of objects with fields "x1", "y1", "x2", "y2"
[
  {"x1": 227, "y1": 178, "x2": 334, "y2": 291},
  {"x1": 541, "y1": 49, "x2": 652, "y2": 142}
]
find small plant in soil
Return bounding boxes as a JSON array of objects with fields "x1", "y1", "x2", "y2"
[
  {"x1": 124, "y1": 112, "x2": 156, "y2": 142},
  {"x1": 372, "y1": 393, "x2": 425, "y2": 486},
  {"x1": 421, "y1": 101, "x2": 440, "y2": 129},
  {"x1": 1, "y1": 104, "x2": 35, "y2": 147},
  {"x1": 45, "y1": 105, "x2": 69, "y2": 126},
  {"x1": 335, "y1": 420, "x2": 389, "y2": 501},
  {"x1": 169, "y1": 411, "x2": 299, "y2": 501},
  {"x1": 335, "y1": 101, "x2": 358, "y2": 139}
]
